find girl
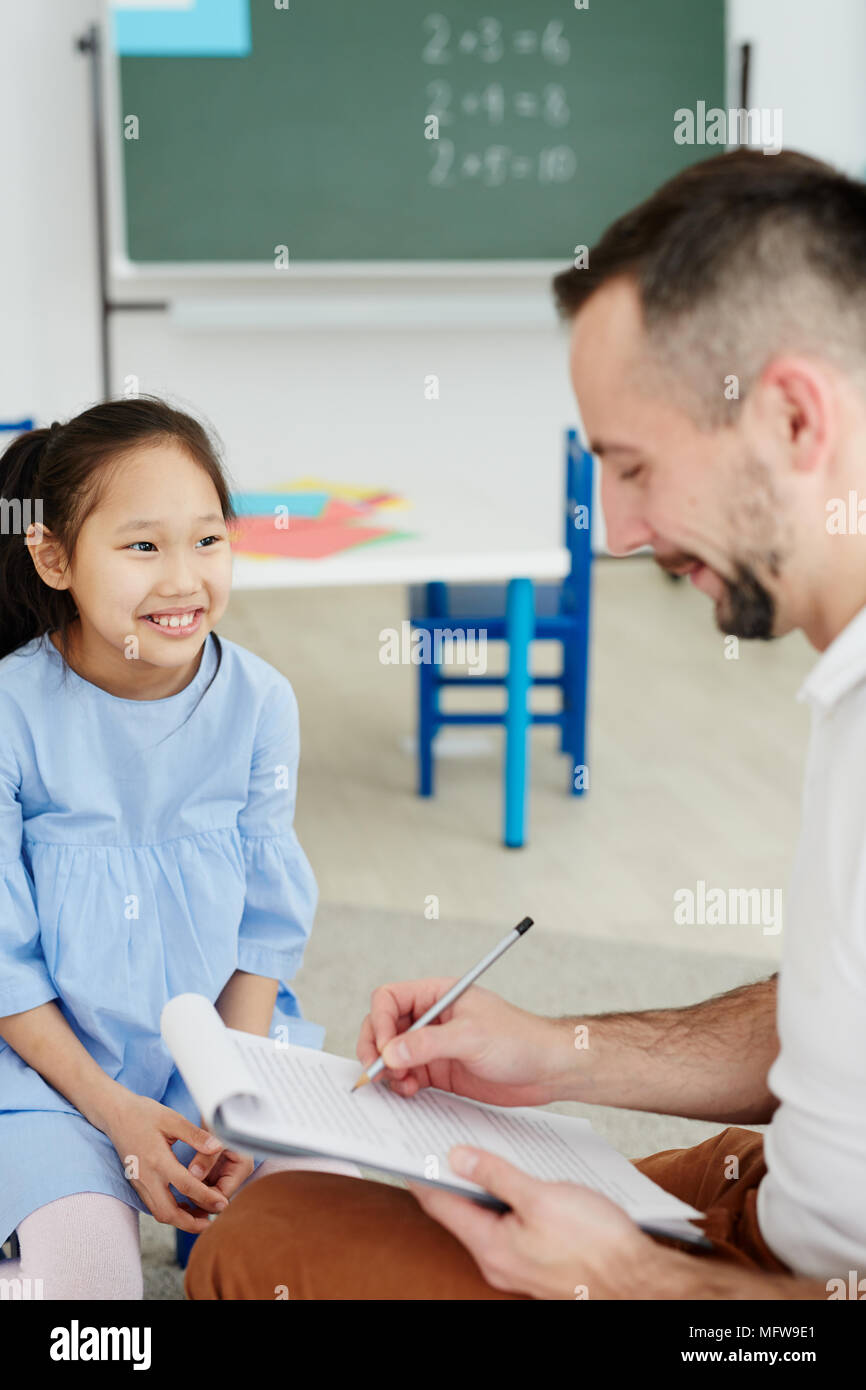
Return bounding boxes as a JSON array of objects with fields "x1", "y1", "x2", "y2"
[{"x1": 0, "y1": 397, "x2": 355, "y2": 1300}]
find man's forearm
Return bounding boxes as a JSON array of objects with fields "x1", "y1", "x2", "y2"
[
  {"x1": 645, "y1": 1244, "x2": 827, "y2": 1300},
  {"x1": 554, "y1": 975, "x2": 779, "y2": 1124}
]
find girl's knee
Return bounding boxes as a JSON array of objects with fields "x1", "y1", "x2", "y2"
[
  {"x1": 17, "y1": 1191, "x2": 143, "y2": 1301},
  {"x1": 39, "y1": 1262, "x2": 144, "y2": 1302}
]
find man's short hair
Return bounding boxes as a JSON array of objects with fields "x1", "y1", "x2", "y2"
[{"x1": 552, "y1": 149, "x2": 866, "y2": 425}]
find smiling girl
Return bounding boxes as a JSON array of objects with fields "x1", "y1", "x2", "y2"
[{"x1": 0, "y1": 397, "x2": 353, "y2": 1300}]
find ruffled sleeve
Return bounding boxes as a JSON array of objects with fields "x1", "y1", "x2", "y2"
[
  {"x1": 236, "y1": 678, "x2": 318, "y2": 984},
  {"x1": 0, "y1": 740, "x2": 57, "y2": 1017}
]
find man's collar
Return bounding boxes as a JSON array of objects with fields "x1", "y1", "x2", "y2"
[{"x1": 798, "y1": 602, "x2": 866, "y2": 710}]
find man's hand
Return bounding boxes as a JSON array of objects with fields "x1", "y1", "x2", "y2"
[
  {"x1": 407, "y1": 1145, "x2": 654, "y2": 1300},
  {"x1": 359, "y1": 980, "x2": 573, "y2": 1107},
  {"x1": 410, "y1": 1146, "x2": 833, "y2": 1300}
]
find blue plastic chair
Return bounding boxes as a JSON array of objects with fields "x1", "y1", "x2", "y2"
[
  {"x1": 410, "y1": 429, "x2": 593, "y2": 847},
  {"x1": 176, "y1": 1229, "x2": 196, "y2": 1268}
]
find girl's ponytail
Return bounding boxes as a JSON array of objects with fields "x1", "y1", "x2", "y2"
[{"x1": 0, "y1": 425, "x2": 75, "y2": 662}]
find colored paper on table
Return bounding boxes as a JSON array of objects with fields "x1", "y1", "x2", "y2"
[
  {"x1": 230, "y1": 491, "x2": 329, "y2": 519},
  {"x1": 229, "y1": 498, "x2": 369, "y2": 533},
  {"x1": 360, "y1": 492, "x2": 404, "y2": 510},
  {"x1": 239, "y1": 530, "x2": 415, "y2": 561},
  {"x1": 275, "y1": 478, "x2": 409, "y2": 510},
  {"x1": 231, "y1": 517, "x2": 405, "y2": 560},
  {"x1": 317, "y1": 497, "x2": 371, "y2": 524}
]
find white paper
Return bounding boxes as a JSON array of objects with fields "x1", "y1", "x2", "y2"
[
  {"x1": 233, "y1": 1039, "x2": 702, "y2": 1220},
  {"x1": 160, "y1": 992, "x2": 268, "y2": 1129},
  {"x1": 161, "y1": 994, "x2": 703, "y2": 1228}
]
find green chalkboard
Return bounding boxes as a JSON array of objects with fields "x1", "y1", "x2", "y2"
[{"x1": 118, "y1": 0, "x2": 725, "y2": 263}]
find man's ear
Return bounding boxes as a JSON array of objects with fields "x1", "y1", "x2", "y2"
[
  {"x1": 26, "y1": 525, "x2": 73, "y2": 592},
  {"x1": 754, "y1": 356, "x2": 835, "y2": 476}
]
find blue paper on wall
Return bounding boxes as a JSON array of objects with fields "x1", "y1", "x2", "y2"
[{"x1": 112, "y1": 0, "x2": 251, "y2": 57}]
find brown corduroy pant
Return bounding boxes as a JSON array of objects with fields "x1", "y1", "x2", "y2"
[{"x1": 184, "y1": 1125, "x2": 789, "y2": 1300}]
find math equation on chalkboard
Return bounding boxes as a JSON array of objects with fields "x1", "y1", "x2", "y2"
[
  {"x1": 422, "y1": 14, "x2": 577, "y2": 188},
  {"x1": 117, "y1": 0, "x2": 725, "y2": 263}
]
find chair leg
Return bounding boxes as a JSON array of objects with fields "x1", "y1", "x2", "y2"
[
  {"x1": 418, "y1": 653, "x2": 434, "y2": 796},
  {"x1": 504, "y1": 578, "x2": 534, "y2": 847},
  {"x1": 427, "y1": 579, "x2": 449, "y2": 617},
  {"x1": 566, "y1": 621, "x2": 589, "y2": 796},
  {"x1": 560, "y1": 637, "x2": 573, "y2": 752},
  {"x1": 416, "y1": 583, "x2": 447, "y2": 798},
  {"x1": 175, "y1": 1230, "x2": 198, "y2": 1269}
]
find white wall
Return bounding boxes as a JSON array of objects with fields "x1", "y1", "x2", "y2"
[
  {"x1": 0, "y1": 0, "x2": 102, "y2": 426},
  {"x1": 2, "y1": 0, "x2": 865, "y2": 522},
  {"x1": 728, "y1": 0, "x2": 866, "y2": 180}
]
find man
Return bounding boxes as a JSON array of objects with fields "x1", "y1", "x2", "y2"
[{"x1": 186, "y1": 149, "x2": 866, "y2": 1299}]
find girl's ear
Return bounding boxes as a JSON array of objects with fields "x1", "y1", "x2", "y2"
[{"x1": 26, "y1": 524, "x2": 73, "y2": 592}]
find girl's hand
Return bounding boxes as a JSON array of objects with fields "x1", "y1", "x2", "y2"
[
  {"x1": 184, "y1": 1116, "x2": 255, "y2": 1212},
  {"x1": 103, "y1": 1093, "x2": 233, "y2": 1234}
]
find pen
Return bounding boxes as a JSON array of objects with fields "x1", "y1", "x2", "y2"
[{"x1": 350, "y1": 916, "x2": 534, "y2": 1093}]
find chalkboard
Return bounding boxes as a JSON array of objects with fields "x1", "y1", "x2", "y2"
[{"x1": 116, "y1": 0, "x2": 725, "y2": 264}]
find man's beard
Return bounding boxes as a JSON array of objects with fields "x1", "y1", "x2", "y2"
[
  {"x1": 715, "y1": 561, "x2": 776, "y2": 640},
  {"x1": 656, "y1": 453, "x2": 783, "y2": 641},
  {"x1": 716, "y1": 453, "x2": 785, "y2": 640},
  {"x1": 656, "y1": 555, "x2": 777, "y2": 639}
]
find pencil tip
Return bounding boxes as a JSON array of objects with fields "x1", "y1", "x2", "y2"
[{"x1": 351, "y1": 1074, "x2": 370, "y2": 1093}]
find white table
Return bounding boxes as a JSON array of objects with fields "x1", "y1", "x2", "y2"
[
  {"x1": 229, "y1": 472, "x2": 574, "y2": 846},
  {"x1": 230, "y1": 492, "x2": 570, "y2": 590}
]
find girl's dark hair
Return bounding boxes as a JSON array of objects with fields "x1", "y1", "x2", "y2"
[{"x1": 0, "y1": 396, "x2": 238, "y2": 714}]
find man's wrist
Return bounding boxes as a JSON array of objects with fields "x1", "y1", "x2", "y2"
[
  {"x1": 638, "y1": 1244, "x2": 704, "y2": 1298},
  {"x1": 607, "y1": 1238, "x2": 720, "y2": 1299},
  {"x1": 542, "y1": 1014, "x2": 598, "y2": 1103},
  {"x1": 635, "y1": 1242, "x2": 829, "y2": 1300}
]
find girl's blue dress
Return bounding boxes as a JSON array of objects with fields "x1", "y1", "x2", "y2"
[{"x1": 0, "y1": 629, "x2": 323, "y2": 1244}]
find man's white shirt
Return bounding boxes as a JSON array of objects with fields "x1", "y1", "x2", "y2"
[{"x1": 758, "y1": 603, "x2": 866, "y2": 1278}]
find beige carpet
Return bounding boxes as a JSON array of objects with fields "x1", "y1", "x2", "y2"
[
  {"x1": 221, "y1": 561, "x2": 812, "y2": 966},
  {"x1": 143, "y1": 903, "x2": 768, "y2": 1299}
]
